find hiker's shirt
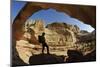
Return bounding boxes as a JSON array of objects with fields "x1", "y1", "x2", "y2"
[{"x1": 41, "y1": 36, "x2": 46, "y2": 43}]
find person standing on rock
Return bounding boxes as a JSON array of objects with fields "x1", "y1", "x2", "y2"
[{"x1": 38, "y1": 32, "x2": 50, "y2": 54}]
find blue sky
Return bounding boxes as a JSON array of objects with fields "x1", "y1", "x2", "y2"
[
  {"x1": 11, "y1": 1, "x2": 94, "y2": 32},
  {"x1": 11, "y1": 1, "x2": 26, "y2": 20}
]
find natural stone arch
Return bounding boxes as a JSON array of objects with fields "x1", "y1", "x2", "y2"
[
  {"x1": 12, "y1": 2, "x2": 96, "y2": 65},
  {"x1": 13, "y1": 2, "x2": 96, "y2": 40}
]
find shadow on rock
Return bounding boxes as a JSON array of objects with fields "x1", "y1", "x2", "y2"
[
  {"x1": 66, "y1": 50, "x2": 96, "y2": 63},
  {"x1": 83, "y1": 49, "x2": 96, "y2": 61},
  {"x1": 66, "y1": 50, "x2": 84, "y2": 63},
  {"x1": 29, "y1": 54, "x2": 64, "y2": 65}
]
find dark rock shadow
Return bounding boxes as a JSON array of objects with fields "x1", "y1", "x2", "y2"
[
  {"x1": 13, "y1": 50, "x2": 96, "y2": 66},
  {"x1": 66, "y1": 50, "x2": 96, "y2": 63},
  {"x1": 29, "y1": 54, "x2": 64, "y2": 65},
  {"x1": 83, "y1": 49, "x2": 96, "y2": 61},
  {"x1": 66, "y1": 50, "x2": 84, "y2": 63},
  {"x1": 29, "y1": 50, "x2": 96, "y2": 65}
]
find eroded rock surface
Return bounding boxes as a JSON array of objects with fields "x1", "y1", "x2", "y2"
[{"x1": 15, "y1": 19, "x2": 96, "y2": 64}]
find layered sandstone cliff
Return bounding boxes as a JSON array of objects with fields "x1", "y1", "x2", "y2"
[{"x1": 15, "y1": 19, "x2": 95, "y2": 64}]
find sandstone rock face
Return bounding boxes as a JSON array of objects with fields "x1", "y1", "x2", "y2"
[
  {"x1": 46, "y1": 22, "x2": 78, "y2": 44},
  {"x1": 12, "y1": 2, "x2": 96, "y2": 65},
  {"x1": 15, "y1": 31, "x2": 41, "y2": 64},
  {"x1": 33, "y1": 20, "x2": 45, "y2": 32},
  {"x1": 24, "y1": 20, "x2": 79, "y2": 56},
  {"x1": 16, "y1": 19, "x2": 95, "y2": 64},
  {"x1": 25, "y1": 19, "x2": 44, "y2": 32},
  {"x1": 75, "y1": 30, "x2": 96, "y2": 55},
  {"x1": 24, "y1": 20, "x2": 96, "y2": 56},
  {"x1": 46, "y1": 22, "x2": 80, "y2": 34},
  {"x1": 80, "y1": 30, "x2": 89, "y2": 34}
]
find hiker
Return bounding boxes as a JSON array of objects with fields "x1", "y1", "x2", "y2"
[{"x1": 38, "y1": 32, "x2": 50, "y2": 54}]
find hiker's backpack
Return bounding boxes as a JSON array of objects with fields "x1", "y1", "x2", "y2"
[{"x1": 38, "y1": 35, "x2": 43, "y2": 43}]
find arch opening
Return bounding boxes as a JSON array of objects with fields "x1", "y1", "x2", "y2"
[
  {"x1": 25, "y1": 8, "x2": 94, "y2": 32},
  {"x1": 12, "y1": 1, "x2": 96, "y2": 66}
]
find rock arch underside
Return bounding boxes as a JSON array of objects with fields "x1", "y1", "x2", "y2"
[{"x1": 12, "y1": 2, "x2": 96, "y2": 66}]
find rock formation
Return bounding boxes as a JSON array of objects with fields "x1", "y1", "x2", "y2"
[
  {"x1": 14, "y1": 19, "x2": 96, "y2": 65},
  {"x1": 24, "y1": 20, "x2": 95, "y2": 56},
  {"x1": 12, "y1": 2, "x2": 96, "y2": 65},
  {"x1": 75, "y1": 30, "x2": 96, "y2": 55}
]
